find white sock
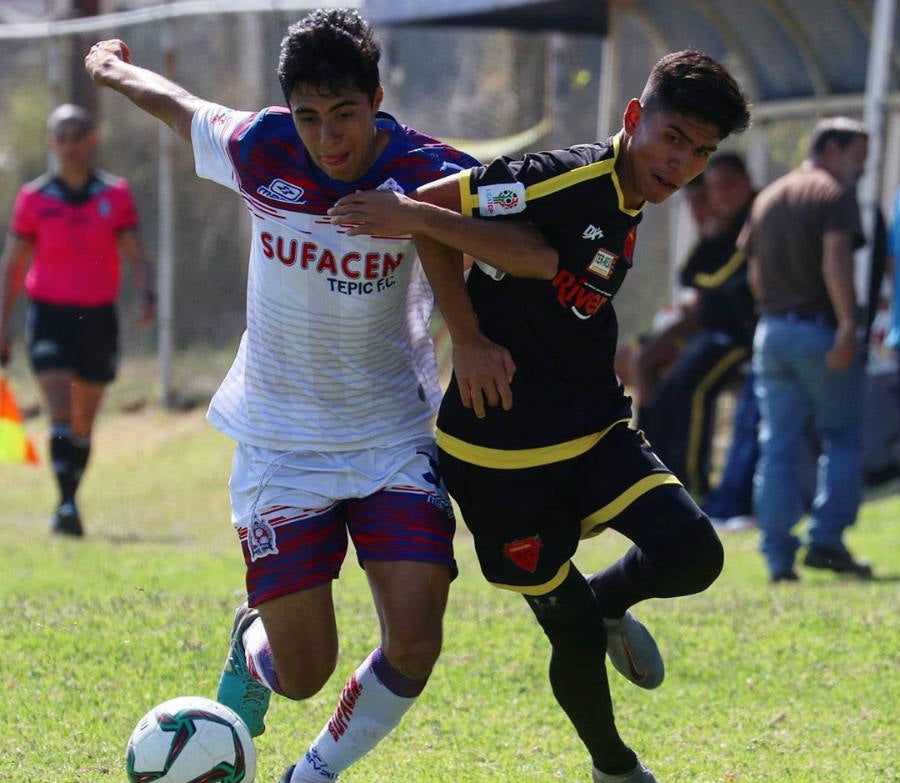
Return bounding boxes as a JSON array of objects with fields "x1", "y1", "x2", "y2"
[{"x1": 290, "y1": 647, "x2": 425, "y2": 782}]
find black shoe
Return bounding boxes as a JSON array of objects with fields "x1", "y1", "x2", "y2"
[
  {"x1": 277, "y1": 766, "x2": 295, "y2": 783},
  {"x1": 803, "y1": 544, "x2": 873, "y2": 578},
  {"x1": 51, "y1": 501, "x2": 84, "y2": 537},
  {"x1": 770, "y1": 568, "x2": 800, "y2": 583}
]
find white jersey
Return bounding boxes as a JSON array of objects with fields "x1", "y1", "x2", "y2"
[{"x1": 191, "y1": 103, "x2": 477, "y2": 451}]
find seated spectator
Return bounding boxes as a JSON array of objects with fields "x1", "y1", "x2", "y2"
[
  {"x1": 636, "y1": 153, "x2": 756, "y2": 499},
  {"x1": 615, "y1": 175, "x2": 717, "y2": 402}
]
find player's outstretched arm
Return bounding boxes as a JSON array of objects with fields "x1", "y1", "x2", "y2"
[
  {"x1": 85, "y1": 39, "x2": 205, "y2": 143},
  {"x1": 329, "y1": 176, "x2": 558, "y2": 280}
]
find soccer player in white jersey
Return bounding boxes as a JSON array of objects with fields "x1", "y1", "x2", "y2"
[{"x1": 86, "y1": 9, "x2": 555, "y2": 783}]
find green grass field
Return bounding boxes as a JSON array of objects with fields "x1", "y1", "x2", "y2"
[{"x1": 1, "y1": 363, "x2": 899, "y2": 783}]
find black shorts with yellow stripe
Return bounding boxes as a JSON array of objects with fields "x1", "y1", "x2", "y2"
[{"x1": 438, "y1": 421, "x2": 684, "y2": 595}]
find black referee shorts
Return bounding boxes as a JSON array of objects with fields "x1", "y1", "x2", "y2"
[{"x1": 26, "y1": 301, "x2": 119, "y2": 383}]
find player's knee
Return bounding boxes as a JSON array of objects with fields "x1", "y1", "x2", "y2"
[
  {"x1": 525, "y1": 572, "x2": 606, "y2": 649},
  {"x1": 382, "y1": 627, "x2": 443, "y2": 681},
  {"x1": 657, "y1": 514, "x2": 724, "y2": 594},
  {"x1": 276, "y1": 655, "x2": 336, "y2": 701}
]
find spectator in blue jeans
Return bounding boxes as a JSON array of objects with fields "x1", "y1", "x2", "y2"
[
  {"x1": 883, "y1": 189, "x2": 900, "y2": 413},
  {"x1": 701, "y1": 370, "x2": 758, "y2": 528},
  {"x1": 743, "y1": 117, "x2": 874, "y2": 582}
]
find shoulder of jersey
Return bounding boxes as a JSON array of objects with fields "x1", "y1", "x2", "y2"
[
  {"x1": 234, "y1": 106, "x2": 298, "y2": 148},
  {"x1": 20, "y1": 172, "x2": 54, "y2": 194},
  {"x1": 376, "y1": 127, "x2": 479, "y2": 195}
]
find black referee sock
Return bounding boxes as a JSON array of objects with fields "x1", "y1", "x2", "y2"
[
  {"x1": 69, "y1": 434, "x2": 91, "y2": 495},
  {"x1": 49, "y1": 424, "x2": 90, "y2": 505},
  {"x1": 50, "y1": 423, "x2": 75, "y2": 504}
]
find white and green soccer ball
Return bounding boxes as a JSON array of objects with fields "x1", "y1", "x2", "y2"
[{"x1": 126, "y1": 696, "x2": 256, "y2": 783}]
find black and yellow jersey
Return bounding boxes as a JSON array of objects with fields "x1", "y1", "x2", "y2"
[
  {"x1": 679, "y1": 199, "x2": 756, "y2": 346},
  {"x1": 436, "y1": 133, "x2": 644, "y2": 468}
]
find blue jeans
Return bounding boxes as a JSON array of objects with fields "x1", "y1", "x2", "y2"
[
  {"x1": 752, "y1": 316, "x2": 865, "y2": 576},
  {"x1": 703, "y1": 371, "x2": 758, "y2": 519}
]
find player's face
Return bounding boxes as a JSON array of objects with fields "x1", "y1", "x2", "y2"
[
  {"x1": 289, "y1": 84, "x2": 384, "y2": 182},
  {"x1": 48, "y1": 125, "x2": 96, "y2": 170},
  {"x1": 619, "y1": 100, "x2": 721, "y2": 206}
]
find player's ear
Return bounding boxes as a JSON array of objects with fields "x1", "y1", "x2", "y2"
[
  {"x1": 623, "y1": 99, "x2": 643, "y2": 135},
  {"x1": 372, "y1": 85, "x2": 384, "y2": 112}
]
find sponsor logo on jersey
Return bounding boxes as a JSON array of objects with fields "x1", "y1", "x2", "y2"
[
  {"x1": 503, "y1": 535, "x2": 542, "y2": 572},
  {"x1": 260, "y1": 233, "x2": 405, "y2": 295},
  {"x1": 552, "y1": 269, "x2": 610, "y2": 320},
  {"x1": 257, "y1": 178, "x2": 307, "y2": 204},
  {"x1": 97, "y1": 198, "x2": 112, "y2": 218},
  {"x1": 587, "y1": 248, "x2": 618, "y2": 279},
  {"x1": 582, "y1": 224, "x2": 605, "y2": 240},
  {"x1": 376, "y1": 177, "x2": 405, "y2": 193},
  {"x1": 478, "y1": 182, "x2": 526, "y2": 216},
  {"x1": 247, "y1": 512, "x2": 279, "y2": 561}
]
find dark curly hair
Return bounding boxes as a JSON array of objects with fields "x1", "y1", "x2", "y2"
[
  {"x1": 277, "y1": 8, "x2": 381, "y2": 105},
  {"x1": 640, "y1": 50, "x2": 751, "y2": 140}
]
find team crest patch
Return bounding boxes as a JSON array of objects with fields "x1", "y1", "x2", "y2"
[
  {"x1": 587, "y1": 248, "x2": 618, "y2": 279},
  {"x1": 247, "y1": 512, "x2": 279, "y2": 561},
  {"x1": 376, "y1": 177, "x2": 404, "y2": 193},
  {"x1": 478, "y1": 182, "x2": 526, "y2": 216},
  {"x1": 503, "y1": 535, "x2": 542, "y2": 573}
]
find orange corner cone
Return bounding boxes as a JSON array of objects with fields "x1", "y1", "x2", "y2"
[{"x1": 0, "y1": 376, "x2": 40, "y2": 465}]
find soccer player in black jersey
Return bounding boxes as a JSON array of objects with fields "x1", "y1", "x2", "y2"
[{"x1": 331, "y1": 50, "x2": 751, "y2": 783}]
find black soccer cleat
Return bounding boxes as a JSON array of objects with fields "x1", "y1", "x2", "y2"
[{"x1": 51, "y1": 500, "x2": 84, "y2": 537}]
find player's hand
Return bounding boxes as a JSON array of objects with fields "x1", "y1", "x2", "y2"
[
  {"x1": 328, "y1": 191, "x2": 419, "y2": 237},
  {"x1": 826, "y1": 323, "x2": 856, "y2": 371},
  {"x1": 85, "y1": 39, "x2": 132, "y2": 85},
  {"x1": 452, "y1": 333, "x2": 516, "y2": 418}
]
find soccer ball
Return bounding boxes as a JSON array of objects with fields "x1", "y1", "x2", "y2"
[{"x1": 126, "y1": 696, "x2": 256, "y2": 783}]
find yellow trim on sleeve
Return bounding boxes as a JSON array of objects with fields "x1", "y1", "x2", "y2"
[
  {"x1": 435, "y1": 418, "x2": 631, "y2": 469},
  {"x1": 465, "y1": 132, "x2": 641, "y2": 218},
  {"x1": 458, "y1": 169, "x2": 477, "y2": 216},
  {"x1": 488, "y1": 561, "x2": 571, "y2": 595},
  {"x1": 693, "y1": 248, "x2": 746, "y2": 288},
  {"x1": 580, "y1": 473, "x2": 683, "y2": 537}
]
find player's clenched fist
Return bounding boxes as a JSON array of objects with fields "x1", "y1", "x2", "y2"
[{"x1": 85, "y1": 39, "x2": 132, "y2": 85}]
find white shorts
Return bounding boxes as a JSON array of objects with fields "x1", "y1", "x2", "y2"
[{"x1": 228, "y1": 438, "x2": 452, "y2": 528}]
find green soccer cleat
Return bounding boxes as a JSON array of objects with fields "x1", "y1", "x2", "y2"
[
  {"x1": 603, "y1": 611, "x2": 664, "y2": 689},
  {"x1": 593, "y1": 760, "x2": 659, "y2": 783},
  {"x1": 216, "y1": 602, "x2": 271, "y2": 737}
]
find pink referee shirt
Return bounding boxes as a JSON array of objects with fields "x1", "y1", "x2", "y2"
[{"x1": 11, "y1": 171, "x2": 139, "y2": 306}]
